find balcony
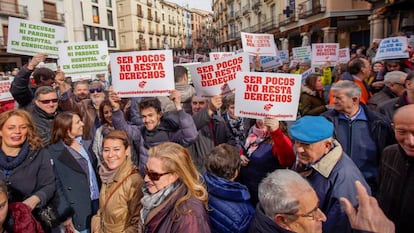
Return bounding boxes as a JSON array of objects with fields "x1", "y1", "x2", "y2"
[
  {"x1": 41, "y1": 10, "x2": 65, "y2": 25},
  {"x1": 228, "y1": 11, "x2": 235, "y2": 22},
  {"x1": 0, "y1": 1, "x2": 28, "y2": 18},
  {"x1": 137, "y1": 25, "x2": 145, "y2": 33},
  {"x1": 147, "y1": 15, "x2": 153, "y2": 21},
  {"x1": 279, "y1": 13, "x2": 296, "y2": 26},
  {"x1": 137, "y1": 10, "x2": 143, "y2": 18},
  {"x1": 252, "y1": 1, "x2": 262, "y2": 12},
  {"x1": 171, "y1": 32, "x2": 177, "y2": 37},
  {"x1": 298, "y1": 0, "x2": 325, "y2": 19},
  {"x1": 242, "y1": 4, "x2": 251, "y2": 15},
  {"x1": 147, "y1": 0, "x2": 152, "y2": 7},
  {"x1": 262, "y1": 19, "x2": 278, "y2": 32},
  {"x1": 155, "y1": 16, "x2": 160, "y2": 23},
  {"x1": 148, "y1": 28, "x2": 154, "y2": 34},
  {"x1": 155, "y1": 30, "x2": 161, "y2": 36},
  {"x1": 169, "y1": 19, "x2": 176, "y2": 25}
]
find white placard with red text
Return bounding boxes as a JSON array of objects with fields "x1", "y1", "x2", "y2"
[
  {"x1": 338, "y1": 48, "x2": 350, "y2": 64},
  {"x1": 234, "y1": 72, "x2": 301, "y2": 120},
  {"x1": 188, "y1": 53, "x2": 250, "y2": 98},
  {"x1": 0, "y1": 79, "x2": 13, "y2": 101},
  {"x1": 110, "y1": 50, "x2": 174, "y2": 98},
  {"x1": 241, "y1": 32, "x2": 278, "y2": 56},
  {"x1": 209, "y1": 52, "x2": 235, "y2": 61},
  {"x1": 311, "y1": 43, "x2": 339, "y2": 66}
]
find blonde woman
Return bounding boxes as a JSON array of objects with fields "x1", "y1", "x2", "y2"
[{"x1": 141, "y1": 142, "x2": 211, "y2": 233}]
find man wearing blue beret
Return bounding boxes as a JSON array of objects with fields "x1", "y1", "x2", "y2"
[{"x1": 289, "y1": 115, "x2": 371, "y2": 233}]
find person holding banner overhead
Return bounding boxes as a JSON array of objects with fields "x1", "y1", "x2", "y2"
[
  {"x1": 108, "y1": 88, "x2": 198, "y2": 176},
  {"x1": 10, "y1": 53, "x2": 56, "y2": 109}
]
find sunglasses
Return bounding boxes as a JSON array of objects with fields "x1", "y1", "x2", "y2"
[
  {"x1": 192, "y1": 101, "x2": 206, "y2": 105},
  {"x1": 38, "y1": 99, "x2": 58, "y2": 104},
  {"x1": 144, "y1": 166, "x2": 171, "y2": 181},
  {"x1": 89, "y1": 88, "x2": 103, "y2": 94}
]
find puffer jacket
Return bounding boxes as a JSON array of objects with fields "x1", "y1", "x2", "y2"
[
  {"x1": 91, "y1": 159, "x2": 143, "y2": 233},
  {"x1": 143, "y1": 183, "x2": 211, "y2": 233},
  {"x1": 203, "y1": 172, "x2": 254, "y2": 233}
]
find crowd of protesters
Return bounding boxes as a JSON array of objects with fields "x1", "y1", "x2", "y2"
[{"x1": 0, "y1": 36, "x2": 413, "y2": 233}]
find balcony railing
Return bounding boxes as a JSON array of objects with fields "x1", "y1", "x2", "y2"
[
  {"x1": 41, "y1": 10, "x2": 65, "y2": 25},
  {"x1": 155, "y1": 16, "x2": 160, "y2": 23},
  {"x1": 137, "y1": 25, "x2": 145, "y2": 33},
  {"x1": 242, "y1": 4, "x2": 251, "y2": 15},
  {"x1": 137, "y1": 10, "x2": 143, "y2": 18},
  {"x1": 147, "y1": 15, "x2": 153, "y2": 20},
  {"x1": 155, "y1": 30, "x2": 161, "y2": 36},
  {"x1": 147, "y1": 0, "x2": 152, "y2": 7},
  {"x1": 169, "y1": 19, "x2": 176, "y2": 25},
  {"x1": 0, "y1": 1, "x2": 28, "y2": 18},
  {"x1": 228, "y1": 11, "x2": 235, "y2": 21},
  {"x1": 262, "y1": 19, "x2": 278, "y2": 32},
  {"x1": 148, "y1": 28, "x2": 154, "y2": 34},
  {"x1": 298, "y1": 0, "x2": 326, "y2": 19},
  {"x1": 279, "y1": 13, "x2": 296, "y2": 26}
]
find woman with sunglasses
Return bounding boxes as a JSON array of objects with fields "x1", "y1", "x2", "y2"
[
  {"x1": 0, "y1": 109, "x2": 55, "y2": 230},
  {"x1": 91, "y1": 130, "x2": 143, "y2": 233},
  {"x1": 47, "y1": 111, "x2": 100, "y2": 233},
  {"x1": 141, "y1": 142, "x2": 210, "y2": 233}
]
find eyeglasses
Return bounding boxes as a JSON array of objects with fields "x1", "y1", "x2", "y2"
[
  {"x1": 284, "y1": 204, "x2": 320, "y2": 220},
  {"x1": 38, "y1": 99, "x2": 58, "y2": 104},
  {"x1": 89, "y1": 88, "x2": 103, "y2": 94},
  {"x1": 394, "y1": 82, "x2": 405, "y2": 86},
  {"x1": 144, "y1": 166, "x2": 171, "y2": 181}
]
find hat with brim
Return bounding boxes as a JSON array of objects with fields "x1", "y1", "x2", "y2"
[{"x1": 289, "y1": 116, "x2": 334, "y2": 144}]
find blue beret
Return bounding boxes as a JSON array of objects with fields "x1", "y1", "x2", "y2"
[{"x1": 289, "y1": 116, "x2": 334, "y2": 144}]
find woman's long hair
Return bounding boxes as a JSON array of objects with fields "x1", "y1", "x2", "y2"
[
  {"x1": 148, "y1": 142, "x2": 208, "y2": 214},
  {"x1": 50, "y1": 111, "x2": 79, "y2": 146},
  {"x1": 0, "y1": 109, "x2": 43, "y2": 150}
]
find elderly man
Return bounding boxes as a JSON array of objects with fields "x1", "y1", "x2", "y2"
[
  {"x1": 323, "y1": 80, "x2": 395, "y2": 193},
  {"x1": 368, "y1": 70, "x2": 407, "y2": 111},
  {"x1": 377, "y1": 105, "x2": 414, "y2": 233},
  {"x1": 248, "y1": 169, "x2": 326, "y2": 233},
  {"x1": 289, "y1": 115, "x2": 370, "y2": 233}
]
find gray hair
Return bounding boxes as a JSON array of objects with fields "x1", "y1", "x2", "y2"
[
  {"x1": 258, "y1": 169, "x2": 314, "y2": 219},
  {"x1": 384, "y1": 71, "x2": 407, "y2": 85},
  {"x1": 34, "y1": 86, "x2": 57, "y2": 100},
  {"x1": 331, "y1": 80, "x2": 361, "y2": 98},
  {"x1": 89, "y1": 80, "x2": 104, "y2": 88}
]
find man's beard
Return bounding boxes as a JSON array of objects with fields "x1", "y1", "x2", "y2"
[{"x1": 91, "y1": 95, "x2": 105, "y2": 106}]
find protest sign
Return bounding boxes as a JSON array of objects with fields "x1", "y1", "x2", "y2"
[
  {"x1": 71, "y1": 74, "x2": 93, "y2": 82},
  {"x1": 260, "y1": 56, "x2": 282, "y2": 71},
  {"x1": 235, "y1": 72, "x2": 301, "y2": 120},
  {"x1": 194, "y1": 53, "x2": 207, "y2": 62},
  {"x1": 58, "y1": 41, "x2": 109, "y2": 76},
  {"x1": 241, "y1": 32, "x2": 278, "y2": 56},
  {"x1": 301, "y1": 68, "x2": 313, "y2": 83},
  {"x1": 338, "y1": 48, "x2": 350, "y2": 64},
  {"x1": 7, "y1": 17, "x2": 65, "y2": 58},
  {"x1": 374, "y1": 36, "x2": 409, "y2": 61},
  {"x1": 174, "y1": 62, "x2": 200, "y2": 84},
  {"x1": 292, "y1": 46, "x2": 311, "y2": 62},
  {"x1": 210, "y1": 52, "x2": 234, "y2": 61},
  {"x1": 110, "y1": 50, "x2": 174, "y2": 98},
  {"x1": 278, "y1": 49, "x2": 289, "y2": 63},
  {"x1": 0, "y1": 79, "x2": 13, "y2": 101},
  {"x1": 188, "y1": 53, "x2": 250, "y2": 98},
  {"x1": 311, "y1": 43, "x2": 339, "y2": 66}
]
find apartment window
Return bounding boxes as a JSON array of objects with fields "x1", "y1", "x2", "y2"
[
  {"x1": 109, "y1": 29, "x2": 116, "y2": 47},
  {"x1": 107, "y1": 10, "x2": 113, "y2": 26},
  {"x1": 85, "y1": 26, "x2": 91, "y2": 40},
  {"x1": 92, "y1": 0, "x2": 98, "y2": 3},
  {"x1": 92, "y1": 6, "x2": 99, "y2": 23},
  {"x1": 106, "y1": 0, "x2": 112, "y2": 7}
]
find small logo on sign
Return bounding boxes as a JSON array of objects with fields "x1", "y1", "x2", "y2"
[
  {"x1": 264, "y1": 103, "x2": 273, "y2": 111},
  {"x1": 138, "y1": 81, "x2": 147, "y2": 88}
]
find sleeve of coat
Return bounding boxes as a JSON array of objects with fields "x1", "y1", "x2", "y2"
[
  {"x1": 270, "y1": 128, "x2": 295, "y2": 167},
  {"x1": 171, "y1": 109, "x2": 198, "y2": 147},
  {"x1": 124, "y1": 173, "x2": 144, "y2": 233},
  {"x1": 58, "y1": 89, "x2": 82, "y2": 113},
  {"x1": 10, "y1": 66, "x2": 34, "y2": 107},
  {"x1": 91, "y1": 211, "x2": 101, "y2": 233},
  {"x1": 33, "y1": 150, "x2": 56, "y2": 207},
  {"x1": 192, "y1": 107, "x2": 212, "y2": 130},
  {"x1": 112, "y1": 109, "x2": 143, "y2": 140}
]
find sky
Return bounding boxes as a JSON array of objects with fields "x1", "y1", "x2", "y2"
[{"x1": 168, "y1": 0, "x2": 213, "y2": 12}]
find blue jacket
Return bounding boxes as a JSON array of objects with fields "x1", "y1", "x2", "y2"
[
  {"x1": 248, "y1": 204, "x2": 293, "y2": 233},
  {"x1": 303, "y1": 140, "x2": 371, "y2": 233},
  {"x1": 204, "y1": 172, "x2": 254, "y2": 233}
]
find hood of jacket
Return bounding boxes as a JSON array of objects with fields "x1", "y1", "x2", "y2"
[{"x1": 204, "y1": 172, "x2": 251, "y2": 201}]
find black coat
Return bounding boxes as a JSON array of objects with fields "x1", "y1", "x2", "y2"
[{"x1": 47, "y1": 140, "x2": 99, "y2": 231}]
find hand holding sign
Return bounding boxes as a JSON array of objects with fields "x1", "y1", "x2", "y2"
[
  {"x1": 169, "y1": 89, "x2": 182, "y2": 110},
  {"x1": 208, "y1": 95, "x2": 222, "y2": 116},
  {"x1": 264, "y1": 117, "x2": 280, "y2": 132},
  {"x1": 28, "y1": 53, "x2": 47, "y2": 70},
  {"x1": 109, "y1": 86, "x2": 121, "y2": 111}
]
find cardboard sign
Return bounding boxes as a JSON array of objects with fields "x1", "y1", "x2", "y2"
[
  {"x1": 241, "y1": 32, "x2": 278, "y2": 56},
  {"x1": 234, "y1": 72, "x2": 301, "y2": 120},
  {"x1": 209, "y1": 52, "x2": 234, "y2": 61},
  {"x1": 188, "y1": 53, "x2": 250, "y2": 98},
  {"x1": 338, "y1": 48, "x2": 350, "y2": 64},
  {"x1": 59, "y1": 41, "x2": 109, "y2": 76},
  {"x1": 7, "y1": 17, "x2": 65, "y2": 58},
  {"x1": 292, "y1": 46, "x2": 311, "y2": 62},
  {"x1": 260, "y1": 56, "x2": 282, "y2": 71},
  {"x1": 374, "y1": 36, "x2": 409, "y2": 61},
  {"x1": 311, "y1": 43, "x2": 339, "y2": 66},
  {"x1": 0, "y1": 79, "x2": 13, "y2": 101},
  {"x1": 278, "y1": 49, "x2": 289, "y2": 63},
  {"x1": 110, "y1": 50, "x2": 174, "y2": 98}
]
